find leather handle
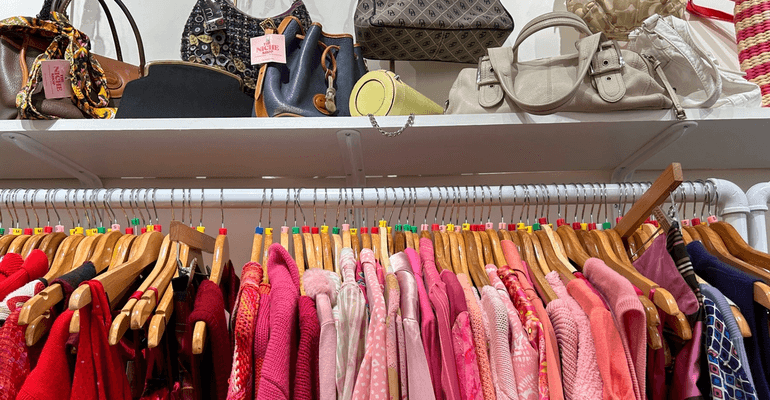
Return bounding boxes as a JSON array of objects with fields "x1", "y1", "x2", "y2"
[
  {"x1": 43, "y1": 0, "x2": 146, "y2": 76},
  {"x1": 511, "y1": 12, "x2": 593, "y2": 63}
]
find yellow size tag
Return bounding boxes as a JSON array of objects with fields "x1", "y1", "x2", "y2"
[
  {"x1": 34, "y1": 227, "x2": 43, "y2": 234},
  {"x1": 516, "y1": 223, "x2": 526, "y2": 231},
  {"x1": 75, "y1": 227, "x2": 84, "y2": 235},
  {"x1": 379, "y1": 220, "x2": 387, "y2": 228},
  {"x1": 350, "y1": 228, "x2": 357, "y2": 234},
  {"x1": 12, "y1": 228, "x2": 22, "y2": 235},
  {"x1": 321, "y1": 225, "x2": 329, "y2": 233},
  {"x1": 265, "y1": 227, "x2": 273, "y2": 235},
  {"x1": 196, "y1": 226, "x2": 206, "y2": 233},
  {"x1": 580, "y1": 223, "x2": 588, "y2": 230},
  {"x1": 462, "y1": 223, "x2": 470, "y2": 231}
]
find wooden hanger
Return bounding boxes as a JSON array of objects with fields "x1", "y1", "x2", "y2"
[
  {"x1": 439, "y1": 229, "x2": 452, "y2": 271},
  {"x1": 0, "y1": 234, "x2": 18, "y2": 255},
  {"x1": 680, "y1": 226, "x2": 693, "y2": 244},
  {"x1": 191, "y1": 232, "x2": 230, "y2": 354},
  {"x1": 7, "y1": 234, "x2": 31, "y2": 254},
  {"x1": 455, "y1": 229, "x2": 471, "y2": 277},
  {"x1": 557, "y1": 225, "x2": 590, "y2": 266},
  {"x1": 463, "y1": 230, "x2": 490, "y2": 287},
  {"x1": 321, "y1": 229, "x2": 334, "y2": 273},
  {"x1": 542, "y1": 225, "x2": 576, "y2": 272},
  {"x1": 20, "y1": 233, "x2": 47, "y2": 259},
  {"x1": 711, "y1": 221, "x2": 770, "y2": 269},
  {"x1": 519, "y1": 229, "x2": 550, "y2": 276},
  {"x1": 615, "y1": 163, "x2": 683, "y2": 240},
  {"x1": 694, "y1": 223, "x2": 770, "y2": 309},
  {"x1": 534, "y1": 229, "x2": 576, "y2": 282},
  {"x1": 42, "y1": 233, "x2": 84, "y2": 282},
  {"x1": 487, "y1": 227, "x2": 506, "y2": 268},
  {"x1": 68, "y1": 233, "x2": 103, "y2": 271},
  {"x1": 37, "y1": 232, "x2": 67, "y2": 267},
  {"x1": 292, "y1": 227, "x2": 305, "y2": 274},
  {"x1": 304, "y1": 228, "x2": 318, "y2": 270},
  {"x1": 501, "y1": 239, "x2": 556, "y2": 303},
  {"x1": 312, "y1": 227, "x2": 324, "y2": 268},
  {"x1": 379, "y1": 224, "x2": 393, "y2": 272},
  {"x1": 394, "y1": 227, "x2": 406, "y2": 254},
  {"x1": 108, "y1": 235, "x2": 172, "y2": 345},
  {"x1": 109, "y1": 233, "x2": 137, "y2": 269}
]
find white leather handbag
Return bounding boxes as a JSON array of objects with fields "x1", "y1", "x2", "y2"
[{"x1": 628, "y1": 14, "x2": 761, "y2": 108}]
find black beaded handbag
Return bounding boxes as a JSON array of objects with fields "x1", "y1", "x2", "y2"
[{"x1": 180, "y1": 0, "x2": 312, "y2": 94}]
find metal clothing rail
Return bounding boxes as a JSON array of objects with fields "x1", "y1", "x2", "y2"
[{"x1": 0, "y1": 182, "x2": 715, "y2": 210}]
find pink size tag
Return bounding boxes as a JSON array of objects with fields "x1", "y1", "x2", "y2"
[
  {"x1": 41, "y1": 60, "x2": 72, "y2": 99},
  {"x1": 250, "y1": 34, "x2": 286, "y2": 65}
]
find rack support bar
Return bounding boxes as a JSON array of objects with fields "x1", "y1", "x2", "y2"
[
  {"x1": 611, "y1": 120, "x2": 697, "y2": 183},
  {"x1": 2, "y1": 132, "x2": 103, "y2": 188},
  {"x1": 337, "y1": 130, "x2": 366, "y2": 187}
]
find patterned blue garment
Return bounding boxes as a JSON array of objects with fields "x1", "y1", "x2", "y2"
[{"x1": 704, "y1": 297, "x2": 757, "y2": 399}]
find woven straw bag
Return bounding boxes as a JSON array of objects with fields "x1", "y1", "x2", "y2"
[{"x1": 687, "y1": 0, "x2": 770, "y2": 105}]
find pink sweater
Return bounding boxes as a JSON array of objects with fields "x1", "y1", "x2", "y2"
[
  {"x1": 481, "y1": 286, "x2": 519, "y2": 400},
  {"x1": 584, "y1": 258, "x2": 646, "y2": 400},
  {"x1": 545, "y1": 272, "x2": 603, "y2": 400},
  {"x1": 257, "y1": 244, "x2": 300, "y2": 400},
  {"x1": 302, "y1": 268, "x2": 340, "y2": 400}
]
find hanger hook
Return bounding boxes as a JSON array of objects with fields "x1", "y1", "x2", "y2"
[
  {"x1": 83, "y1": 190, "x2": 93, "y2": 229},
  {"x1": 434, "y1": 187, "x2": 443, "y2": 225},
  {"x1": 31, "y1": 189, "x2": 42, "y2": 228},
  {"x1": 143, "y1": 188, "x2": 153, "y2": 227},
  {"x1": 21, "y1": 189, "x2": 31, "y2": 229},
  {"x1": 268, "y1": 188, "x2": 274, "y2": 227},
  {"x1": 258, "y1": 188, "x2": 266, "y2": 227},
  {"x1": 325, "y1": 189, "x2": 330, "y2": 227},
  {"x1": 150, "y1": 188, "x2": 158, "y2": 226},
  {"x1": 440, "y1": 187, "x2": 449, "y2": 225},
  {"x1": 200, "y1": 189, "x2": 206, "y2": 228},
  {"x1": 103, "y1": 189, "x2": 116, "y2": 225},
  {"x1": 312, "y1": 188, "x2": 318, "y2": 227},
  {"x1": 44, "y1": 189, "x2": 51, "y2": 227},
  {"x1": 359, "y1": 188, "x2": 366, "y2": 229},
  {"x1": 424, "y1": 188, "x2": 434, "y2": 226},
  {"x1": 350, "y1": 188, "x2": 357, "y2": 227},
  {"x1": 295, "y1": 188, "x2": 306, "y2": 225}
]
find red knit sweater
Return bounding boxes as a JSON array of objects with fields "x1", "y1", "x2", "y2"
[
  {"x1": 0, "y1": 250, "x2": 47, "y2": 302},
  {"x1": 295, "y1": 296, "x2": 320, "y2": 400},
  {"x1": 16, "y1": 310, "x2": 75, "y2": 400}
]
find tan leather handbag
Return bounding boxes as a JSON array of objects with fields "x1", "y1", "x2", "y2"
[{"x1": 445, "y1": 12, "x2": 682, "y2": 118}]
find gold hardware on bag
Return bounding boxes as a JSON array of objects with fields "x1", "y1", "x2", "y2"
[
  {"x1": 260, "y1": 19, "x2": 277, "y2": 34},
  {"x1": 325, "y1": 75, "x2": 337, "y2": 114}
]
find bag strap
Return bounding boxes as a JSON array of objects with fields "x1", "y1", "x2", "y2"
[
  {"x1": 685, "y1": 0, "x2": 734, "y2": 22},
  {"x1": 664, "y1": 15, "x2": 723, "y2": 107},
  {"x1": 40, "y1": 0, "x2": 146, "y2": 76},
  {"x1": 490, "y1": 12, "x2": 603, "y2": 113}
]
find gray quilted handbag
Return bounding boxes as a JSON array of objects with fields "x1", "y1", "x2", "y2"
[{"x1": 354, "y1": 0, "x2": 514, "y2": 63}]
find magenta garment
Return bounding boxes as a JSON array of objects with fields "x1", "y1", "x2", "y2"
[
  {"x1": 442, "y1": 270, "x2": 484, "y2": 400},
  {"x1": 481, "y1": 286, "x2": 519, "y2": 400},
  {"x1": 257, "y1": 244, "x2": 301, "y2": 400},
  {"x1": 411, "y1": 242, "x2": 442, "y2": 397},
  {"x1": 393, "y1": 252, "x2": 437, "y2": 400},
  {"x1": 545, "y1": 271, "x2": 604, "y2": 400},
  {"x1": 352, "y1": 249, "x2": 389, "y2": 400},
  {"x1": 584, "y1": 258, "x2": 646, "y2": 400},
  {"x1": 485, "y1": 266, "x2": 539, "y2": 400},
  {"x1": 632, "y1": 235, "x2": 698, "y2": 316},
  {"x1": 415, "y1": 241, "x2": 462, "y2": 400}
]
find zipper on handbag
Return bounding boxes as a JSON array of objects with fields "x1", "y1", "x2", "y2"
[{"x1": 643, "y1": 53, "x2": 686, "y2": 121}]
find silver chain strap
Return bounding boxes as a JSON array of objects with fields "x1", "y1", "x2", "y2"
[{"x1": 368, "y1": 114, "x2": 415, "y2": 137}]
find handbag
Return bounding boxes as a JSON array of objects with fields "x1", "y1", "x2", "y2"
[
  {"x1": 254, "y1": 16, "x2": 367, "y2": 117},
  {"x1": 568, "y1": 0, "x2": 685, "y2": 40},
  {"x1": 354, "y1": 0, "x2": 514, "y2": 64},
  {"x1": 0, "y1": 0, "x2": 144, "y2": 119},
  {"x1": 628, "y1": 14, "x2": 761, "y2": 108},
  {"x1": 181, "y1": 0, "x2": 312, "y2": 95},
  {"x1": 685, "y1": 0, "x2": 770, "y2": 106},
  {"x1": 115, "y1": 62, "x2": 254, "y2": 119},
  {"x1": 445, "y1": 12, "x2": 681, "y2": 117},
  {"x1": 350, "y1": 70, "x2": 443, "y2": 116}
]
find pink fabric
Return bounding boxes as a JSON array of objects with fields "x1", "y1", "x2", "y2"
[
  {"x1": 302, "y1": 268, "x2": 340, "y2": 400},
  {"x1": 384, "y1": 273, "x2": 401, "y2": 400},
  {"x1": 392, "y1": 251, "x2": 436, "y2": 400},
  {"x1": 545, "y1": 300, "x2": 579, "y2": 400},
  {"x1": 396, "y1": 314, "x2": 407, "y2": 400},
  {"x1": 352, "y1": 249, "x2": 389, "y2": 400},
  {"x1": 257, "y1": 244, "x2": 301, "y2": 400},
  {"x1": 457, "y1": 273, "x2": 497, "y2": 400},
  {"x1": 632, "y1": 235, "x2": 698, "y2": 315},
  {"x1": 485, "y1": 266, "x2": 538, "y2": 400},
  {"x1": 500, "y1": 241, "x2": 563, "y2": 400},
  {"x1": 566, "y1": 278, "x2": 635, "y2": 400},
  {"x1": 442, "y1": 270, "x2": 484, "y2": 400},
  {"x1": 584, "y1": 258, "x2": 646, "y2": 400},
  {"x1": 416, "y1": 241, "x2": 462, "y2": 400},
  {"x1": 545, "y1": 271, "x2": 603, "y2": 400},
  {"x1": 573, "y1": 272, "x2": 610, "y2": 310},
  {"x1": 481, "y1": 286, "x2": 519, "y2": 400},
  {"x1": 411, "y1": 242, "x2": 441, "y2": 397}
]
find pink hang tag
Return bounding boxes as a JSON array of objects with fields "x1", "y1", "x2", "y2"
[
  {"x1": 251, "y1": 34, "x2": 286, "y2": 65},
  {"x1": 41, "y1": 60, "x2": 72, "y2": 99}
]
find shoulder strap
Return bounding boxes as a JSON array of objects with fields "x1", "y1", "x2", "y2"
[{"x1": 686, "y1": 0, "x2": 734, "y2": 22}]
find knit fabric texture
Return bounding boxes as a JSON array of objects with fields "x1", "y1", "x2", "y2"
[
  {"x1": 544, "y1": 271, "x2": 603, "y2": 400},
  {"x1": 302, "y1": 268, "x2": 340, "y2": 400},
  {"x1": 352, "y1": 248, "x2": 389, "y2": 400},
  {"x1": 458, "y1": 272, "x2": 497, "y2": 400},
  {"x1": 413, "y1": 241, "x2": 442, "y2": 398},
  {"x1": 481, "y1": 285, "x2": 519, "y2": 400},
  {"x1": 545, "y1": 300, "x2": 579, "y2": 400},
  {"x1": 252, "y1": 282, "x2": 272, "y2": 395},
  {"x1": 0, "y1": 279, "x2": 39, "y2": 321},
  {"x1": 16, "y1": 309, "x2": 75, "y2": 400},
  {"x1": 0, "y1": 253, "x2": 23, "y2": 282},
  {"x1": 702, "y1": 296, "x2": 757, "y2": 399},
  {"x1": 257, "y1": 243, "x2": 300, "y2": 400},
  {"x1": 0, "y1": 282, "x2": 44, "y2": 400},
  {"x1": 689, "y1": 241, "x2": 770, "y2": 400},
  {"x1": 227, "y1": 261, "x2": 263, "y2": 400},
  {"x1": 486, "y1": 266, "x2": 539, "y2": 400},
  {"x1": 566, "y1": 278, "x2": 635, "y2": 400},
  {"x1": 415, "y1": 241, "x2": 462, "y2": 400},
  {"x1": 584, "y1": 258, "x2": 646, "y2": 400},
  {"x1": 337, "y1": 248, "x2": 368, "y2": 400},
  {"x1": 501, "y1": 240, "x2": 563, "y2": 400},
  {"x1": 71, "y1": 280, "x2": 131, "y2": 400},
  {"x1": 296, "y1": 295, "x2": 321, "y2": 400},
  {"x1": 443, "y1": 269, "x2": 484, "y2": 400},
  {"x1": 186, "y1": 280, "x2": 232, "y2": 400},
  {"x1": 0, "y1": 250, "x2": 47, "y2": 304},
  {"x1": 700, "y1": 283, "x2": 754, "y2": 384}
]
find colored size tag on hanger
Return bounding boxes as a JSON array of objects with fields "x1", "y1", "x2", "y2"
[
  {"x1": 146, "y1": 224, "x2": 154, "y2": 232},
  {"x1": 75, "y1": 227, "x2": 84, "y2": 234},
  {"x1": 34, "y1": 228, "x2": 43, "y2": 234},
  {"x1": 332, "y1": 227, "x2": 340, "y2": 234},
  {"x1": 97, "y1": 227, "x2": 106, "y2": 234},
  {"x1": 350, "y1": 228, "x2": 357, "y2": 235},
  {"x1": 462, "y1": 223, "x2": 470, "y2": 231},
  {"x1": 196, "y1": 226, "x2": 206, "y2": 233},
  {"x1": 321, "y1": 225, "x2": 329, "y2": 233},
  {"x1": 602, "y1": 222, "x2": 612, "y2": 230},
  {"x1": 532, "y1": 223, "x2": 541, "y2": 231},
  {"x1": 580, "y1": 223, "x2": 588, "y2": 230},
  {"x1": 12, "y1": 228, "x2": 22, "y2": 235}
]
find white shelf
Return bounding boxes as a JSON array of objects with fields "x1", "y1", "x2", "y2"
[{"x1": 1, "y1": 107, "x2": 768, "y2": 183}]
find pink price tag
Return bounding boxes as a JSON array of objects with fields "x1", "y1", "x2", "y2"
[
  {"x1": 250, "y1": 34, "x2": 286, "y2": 65},
  {"x1": 41, "y1": 60, "x2": 72, "y2": 99}
]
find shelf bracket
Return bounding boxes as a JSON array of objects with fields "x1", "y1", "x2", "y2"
[
  {"x1": 337, "y1": 129, "x2": 366, "y2": 187},
  {"x1": 611, "y1": 120, "x2": 697, "y2": 183},
  {"x1": 2, "y1": 132, "x2": 103, "y2": 188}
]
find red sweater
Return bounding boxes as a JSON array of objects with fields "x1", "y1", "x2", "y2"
[
  {"x1": 295, "y1": 296, "x2": 320, "y2": 400},
  {"x1": 0, "y1": 250, "x2": 47, "y2": 302},
  {"x1": 16, "y1": 310, "x2": 75, "y2": 400}
]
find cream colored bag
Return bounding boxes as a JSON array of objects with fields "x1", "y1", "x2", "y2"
[
  {"x1": 568, "y1": 0, "x2": 685, "y2": 40},
  {"x1": 445, "y1": 12, "x2": 681, "y2": 117}
]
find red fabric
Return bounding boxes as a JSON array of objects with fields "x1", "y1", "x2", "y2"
[
  {"x1": 16, "y1": 310, "x2": 75, "y2": 400},
  {"x1": 71, "y1": 280, "x2": 131, "y2": 400},
  {"x1": 227, "y1": 262, "x2": 263, "y2": 400},
  {"x1": 0, "y1": 250, "x2": 47, "y2": 302},
  {"x1": 0, "y1": 301, "x2": 44, "y2": 400},
  {"x1": 253, "y1": 283, "x2": 272, "y2": 394},
  {"x1": 186, "y1": 279, "x2": 232, "y2": 400},
  {"x1": 0, "y1": 253, "x2": 23, "y2": 282},
  {"x1": 257, "y1": 243, "x2": 300, "y2": 400},
  {"x1": 295, "y1": 296, "x2": 321, "y2": 400},
  {"x1": 686, "y1": 0, "x2": 734, "y2": 22}
]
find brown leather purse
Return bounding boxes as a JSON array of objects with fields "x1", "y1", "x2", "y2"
[{"x1": 0, "y1": 0, "x2": 145, "y2": 119}]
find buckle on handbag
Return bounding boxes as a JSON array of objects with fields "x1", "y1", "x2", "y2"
[{"x1": 589, "y1": 40, "x2": 625, "y2": 76}]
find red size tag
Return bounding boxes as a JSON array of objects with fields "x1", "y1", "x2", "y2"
[
  {"x1": 250, "y1": 34, "x2": 286, "y2": 65},
  {"x1": 41, "y1": 60, "x2": 72, "y2": 99}
]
